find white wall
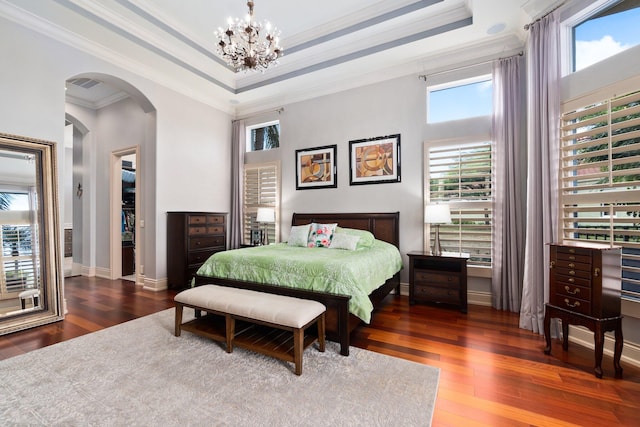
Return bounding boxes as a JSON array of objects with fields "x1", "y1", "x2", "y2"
[
  {"x1": 0, "y1": 17, "x2": 232, "y2": 286},
  {"x1": 275, "y1": 76, "x2": 423, "y2": 286},
  {"x1": 248, "y1": 73, "x2": 492, "y2": 296}
]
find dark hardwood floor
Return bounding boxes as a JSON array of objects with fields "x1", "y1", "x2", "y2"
[{"x1": 2, "y1": 276, "x2": 639, "y2": 426}]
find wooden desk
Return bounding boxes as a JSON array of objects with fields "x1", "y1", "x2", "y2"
[{"x1": 544, "y1": 303, "x2": 623, "y2": 379}]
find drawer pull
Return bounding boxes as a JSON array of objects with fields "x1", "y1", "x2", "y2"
[
  {"x1": 564, "y1": 286, "x2": 580, "y2": 295},
  {"x1": 569, "y1": 270, "x2": 575, "y2": 276},
  {"x1": 568, "y1": 255, "x2": 575, "y2": 260},
  {"x1": 568, "y1": 277, "x2": 575, "y2": 283},
  {"x1": 564, "y1": 299, "x2": 580, "y2": 308},
  {"x1": 568, "y1": 262, "x2": 575, "y2": 268},
  {"x1": 594, "y1": 267, "x2": 600, "y2": 277},
  {"x1": 569, "y1": 248, "x2": 576, "y2": 254},
  {"x1": 550, "y1": 261, "x2": 555, "y2": 269}
]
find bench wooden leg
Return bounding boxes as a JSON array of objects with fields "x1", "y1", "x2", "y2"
[
  {"x1": 294, "y1": 328, "x2": 303, "y2": 375},
  {"x1": 318, "y1": 313, "x2": 326, "y2": 353},
  {"x1": 225, "y1": 314, "x2": 235, "y2": 353},
  {"x1": 174, "y1": 303, "x2": 183, "y2": 337}
]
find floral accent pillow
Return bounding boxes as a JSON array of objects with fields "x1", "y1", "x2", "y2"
[
  {"x1": 287, "y1": 224, "x2": 312, "y2": 247},
  {"x1": 307, "y1": 223, "x2": 337, "y2": 248}
]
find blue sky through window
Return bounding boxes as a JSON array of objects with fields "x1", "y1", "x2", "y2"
[
  {"x1": 574, "y1": 6, "x2": 640, "y2": 70},
  {"x1": 428, "y1": 78, "x2": 492, "y2": 123}
]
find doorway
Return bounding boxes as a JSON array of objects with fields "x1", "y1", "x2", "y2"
[{"x1": 110, "y1": 147, "x2": 141, "y2": 284}]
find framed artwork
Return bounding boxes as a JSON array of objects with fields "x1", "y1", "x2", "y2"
[
  {"x1": 295, "y1": 144, "x2": 337, "y2": 190},
  {"x1": 349, "y1": 134, "x2": 401, "y2": 185}
]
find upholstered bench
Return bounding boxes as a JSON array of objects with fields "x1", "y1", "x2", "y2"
[{"x1": 174, "y1": 284, "x2": 326, "y2": 375}]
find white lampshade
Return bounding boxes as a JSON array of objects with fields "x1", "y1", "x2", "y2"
[
  {"x1": 256, "y1": 207, "x2": 275, "y2": 223},
  {"x1": 425, "y1": 203, "x2": 451, "y2": 224}
]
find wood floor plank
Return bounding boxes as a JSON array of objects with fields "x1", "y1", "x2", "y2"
[{"x1": 1, "y1": 277, "x2": 639, "y2": 425}]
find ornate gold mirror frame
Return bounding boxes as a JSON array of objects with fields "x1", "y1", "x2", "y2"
[{"x1": 0, "y1": 133, "x2": 63, "y2": 335}]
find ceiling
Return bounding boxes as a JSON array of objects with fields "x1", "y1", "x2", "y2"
[{"x1": 2, "y1": 0, "x2": 559, "y2": 115}]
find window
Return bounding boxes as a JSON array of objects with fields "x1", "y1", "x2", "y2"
[
  {"x1": 560, "y1": 90, "x2": 640, "y2": 298},
  {"x1": 243, "y1": 162, "x2": 280, "y2": 245},
  {"x1": 246, "y1": 120, "x2": 280, "y2": 152},
  {"x1": 573, "y1": 2, "x2": 640, "y2": 71},
  {"x1": 426, "y1": 141, "x2": 493, "y2": 267},
  {"x1": 427, "y1": 75, "x2": 492, "y2": 123},
  {"x1": 1, "y1": 191, "x2": 39, "y2": 298}
]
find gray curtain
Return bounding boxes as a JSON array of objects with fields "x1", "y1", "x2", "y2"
[
  {"x1": 519, "y1": 11, "x2": 561, "y2": 333},
  {"x1": 229, "y1": 120, "x2": 245, "y2": 249},
  {"x1": 491, "y1": 55, "x2": 527, "y2": 312}
]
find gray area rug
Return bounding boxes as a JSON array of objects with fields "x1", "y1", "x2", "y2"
[{"x1": 0, "y1": 308, "x2": 439, "y2": 426}]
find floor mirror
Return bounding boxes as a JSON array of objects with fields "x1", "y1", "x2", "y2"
[{"x1": 0, "y1": 133, "x2": 63, "y2": 335}]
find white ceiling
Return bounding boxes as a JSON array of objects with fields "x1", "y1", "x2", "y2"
[{"x1": 2, "y1": 0, "x2": 559, "y2": 115}]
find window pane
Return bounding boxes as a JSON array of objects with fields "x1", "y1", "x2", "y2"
[
  {"x1": 427, "y1": 141, "x2": 493, "y2": 266},
  {"x1": 243, "y1": 162, "x2": 279, "y2": 245},
  {"x1": 574, "y1": 5, "x2": 640, "y2": 71},
  {"x1": 246, "y1": 121, "x2": 280, "y2": 152},
  {"x1": 428, "y1": 78, "x2": 492, "y2": 123}
]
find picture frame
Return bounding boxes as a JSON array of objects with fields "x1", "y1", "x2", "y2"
[
  {"x1": 349, "y1": 134, "x2": 401, "y2": 185},
  {"x1": 295, "y1": 144, "x2": 337, "y2": 190}
]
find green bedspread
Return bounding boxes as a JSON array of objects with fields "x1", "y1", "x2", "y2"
[{"x1": 195, "y1": 240, "x2": 402, "y2": 323}]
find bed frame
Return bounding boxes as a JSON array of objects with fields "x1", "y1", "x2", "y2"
[{"x1": 193, "y1": 212, "x2": 400, "y2": 356}]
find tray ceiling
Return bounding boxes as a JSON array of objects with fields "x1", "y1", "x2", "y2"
[{"x1": 1, "y1": 0, "x2": 558, "y2": 114}]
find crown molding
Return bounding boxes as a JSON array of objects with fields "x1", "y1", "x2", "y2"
[{"x1": 0, "y1": 0, "x2": 235, "y2": 114}]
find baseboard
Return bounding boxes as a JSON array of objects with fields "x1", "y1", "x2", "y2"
[
  {"x1": 143, "y1": 277, "x2": 168, "y2": 292},
  {"x1": 80, "y1": 265, "x2": 96, "y2": 277},
  {"x1": 568, "y1": 325, "x2": 640, "y2": 369},
  {"x1": 94, "y1": 267, "x2": 110, "y2": 279},
  {"x1": 468, "y1": 290, "x2": 492, "y2": 306}
]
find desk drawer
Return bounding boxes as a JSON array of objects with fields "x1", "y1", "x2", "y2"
[
  {"x1": 554, "y1": 282, "x2": 592, "y2": 301},
  {"x1": 414, "y1": 270, "x2": 460, "y2": 287},
  {"x1": 551, "y1": 294, "x2": 591, "y2": 316},
  {"x1": 555, "y1": 267, "x2": 591, "y2": 280},
  {"x1": 414, "y1": 284, "x2": 459, "y2": 304},
  {"x1": 188, "y1": 249, "x2": 219, "y2": 265}
]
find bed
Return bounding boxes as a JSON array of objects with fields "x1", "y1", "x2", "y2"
[{"x1": 193, "y1": 212, "x2": 402, "y2": 356}]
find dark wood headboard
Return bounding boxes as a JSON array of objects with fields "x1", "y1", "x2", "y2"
[{"x1": 291, "y1": 212, "x2": 400, "y2": 249}]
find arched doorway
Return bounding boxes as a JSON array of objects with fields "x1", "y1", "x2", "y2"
[{"x1": 64, "y1": 73, "x2": 156, "y2": 286}]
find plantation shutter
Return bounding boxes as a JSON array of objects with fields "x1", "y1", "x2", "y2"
[
  {"x1": 560, "y1": 90, "x2": 640, "y2": 297},
  {"x1": 426, "y1": 141, "x2": 493, "y2": 267},
  {"x1": 243, "y1": 161, "x2": 280, "y2": 245},
  {"x1": 1, "y1": 223, "x2": 39, "y2": 296}
]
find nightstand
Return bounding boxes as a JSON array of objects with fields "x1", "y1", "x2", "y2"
[{"x1": 407, "y1": 251, "x2": 468, "y2": 313}]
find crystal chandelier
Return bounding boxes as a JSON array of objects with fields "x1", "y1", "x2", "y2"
[{"x1": 215, "y1": 1, "x2": 283, "y2": 72}]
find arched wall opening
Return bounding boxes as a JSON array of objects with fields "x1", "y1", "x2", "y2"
[{"x1": 64, "y1": 73, "x2": 156, "y2": 288}]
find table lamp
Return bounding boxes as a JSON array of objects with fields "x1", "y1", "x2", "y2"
[
  {"x1": 425, "y1": 203, "x2": 451, "y2": 256},
  {"x1": 256, "y1": 207, "x2": 275, "y2": 245}
]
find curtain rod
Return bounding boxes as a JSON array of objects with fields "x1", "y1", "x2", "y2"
[
  {"x1": 232, "y1": 107, "x2": 284, "y2": 123},
  {"x1": 418, "y1": 51, "x2": 523, "y2": 81},
  {"x1": 524, "y1": 1, "x2": 566, "y2": 30}
]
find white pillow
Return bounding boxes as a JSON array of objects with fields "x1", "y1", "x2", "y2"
[
  {"x1": 328, "y1": 232, "x2": 360, "y2": 251},
  {"x1": 287, "y1": 224, "x2": 311, "y2": 247}
]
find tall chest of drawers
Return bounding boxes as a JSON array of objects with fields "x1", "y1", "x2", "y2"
[
  {"x1": 544, "y1": 241, "x2": 623, "y2": 378},
  {"x1": 167, "y1": 212, "x2": 227, "y2": 289},
  {"x1": 548, "y1": 242, "x2": 621, "y2": 318}
]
